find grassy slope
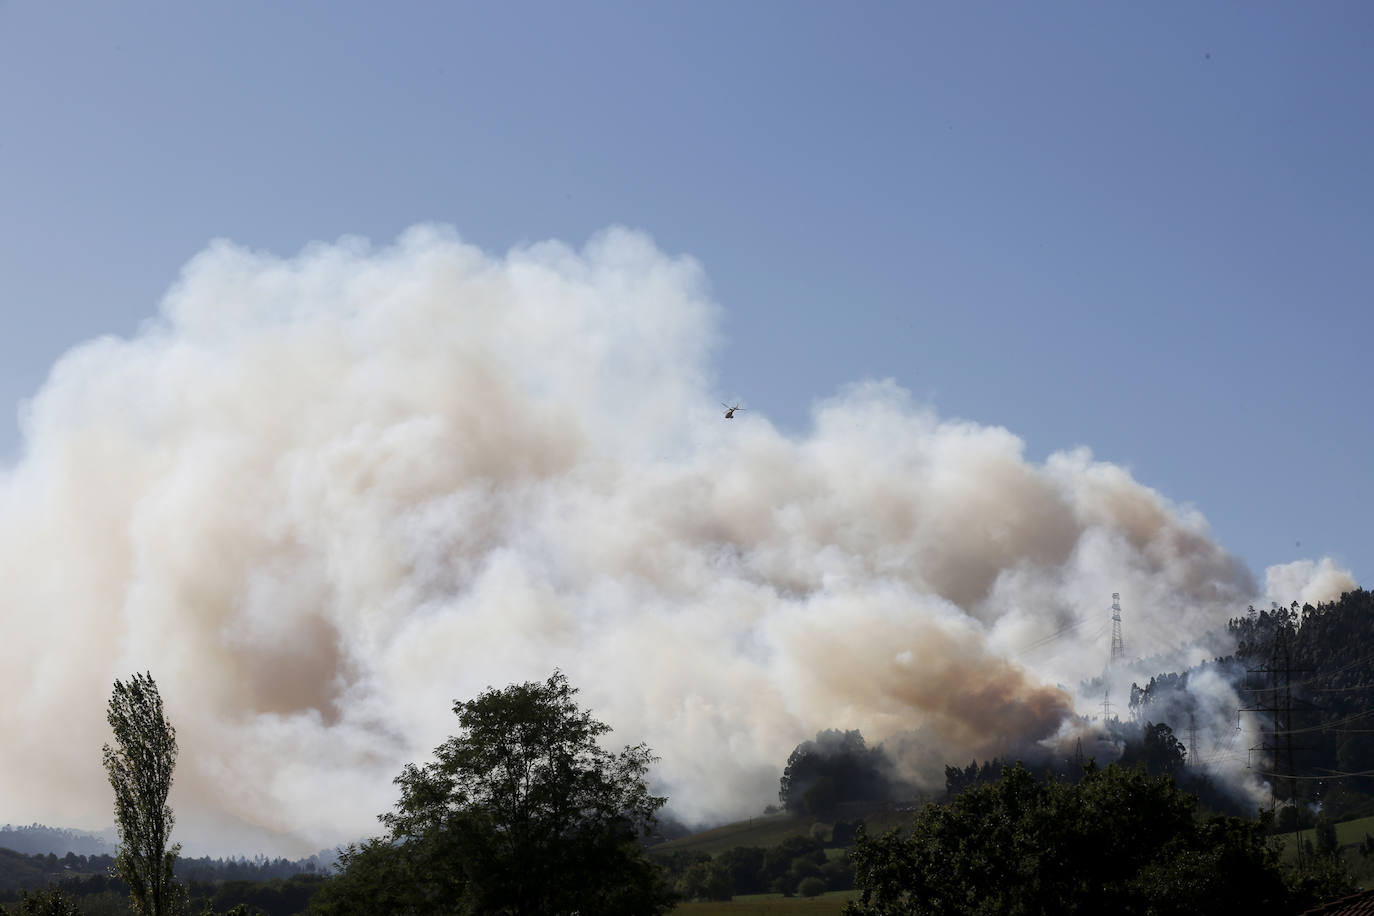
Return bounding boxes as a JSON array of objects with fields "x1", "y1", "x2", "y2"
[
  {"x1": 1275, "y1": 814, "x2": 1374, "y2": 860},
  {"x1": 655, "y1": 806, "x2": 921, "y2": 858},
  {"x1": 675, "y1": 890, "x2": 858, "y2": 915},
  {"x1": 655, "y1": 814, "x2": 811, "y2": 857}
]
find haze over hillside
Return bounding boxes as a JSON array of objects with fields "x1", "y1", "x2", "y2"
[
  {"x1": 0, "y1": 229, "x2": 1355, "y2": 855},
  {"x1": 0, "y1": 825, "x2": 113, "y2": 858}
]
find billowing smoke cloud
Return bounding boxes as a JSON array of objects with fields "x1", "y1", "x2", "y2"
[
  {"x1": 0, "y1": 227, "x2": 1356, "y2": 854},
  {"x1": 1265, "y1": 559, "x2": 1357, "y2": 609}
]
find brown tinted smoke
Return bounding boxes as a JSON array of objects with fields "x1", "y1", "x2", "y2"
[{"x1": 0, "y1": 227, "x2": 1353, "y2": 854}]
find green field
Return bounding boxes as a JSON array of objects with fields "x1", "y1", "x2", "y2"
[
  {"x1": 675, "y1": 890, "x2": 858, "y2": 915},
  {"x1": 1275, "y1": 813, "x2": 1374, "y2": 862}
]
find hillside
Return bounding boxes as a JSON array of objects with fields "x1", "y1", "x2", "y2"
[
  {"x1": 0, "y1": 824, "x2": 112, "y2": 858},
  {"x1": 0, "y1": 846, "x2": 109, "y2": 898},
  {"x1": 1132, "y1": 589, "x2": 1374, "y2": 824},
  {"x1": 653, "y1": 803, "x2": 920, "y2": 858},
  {"x1": 1276, "y1": 814, "x2": 1374, "y2": 865}
]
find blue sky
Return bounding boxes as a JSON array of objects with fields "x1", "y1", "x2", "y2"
[{"x1": 2, "y1": 0, "x2": 1370, "y2": 586}]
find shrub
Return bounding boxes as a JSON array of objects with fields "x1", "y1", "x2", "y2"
[
  {"x1": 2, "y1": 887, "x2": 84, "y2": 915},
  {"x1": 798, "y1": 876, "x2": 826, "y2": 898}
]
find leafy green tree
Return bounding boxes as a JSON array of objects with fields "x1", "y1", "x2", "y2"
[
  {"x1": 759, "y1": 836, "x2": 826, "y2": 897},
  {"x1": 306, "y1": 838, "x2": 429, "y2": 916},
  {"x1": 646, "y1": 849, "x2": 709, "y2": 891},
  {"x1": 348, "y1": 671, "x2": 673, "y2": 916},
  {"x1": 1, "y1": 886, "x2": 85, "y2": 916},
  {"x1": 102, "y1": 672, "x2": 184, "y2": 916},
  {"x1": 943, "y1": 758, "x2": 1005, "y2": 798},
  {"x1": 845, "y1": 763, "x2": 1290, "y2": 916},
  {"x1": 1283, "y1": 853, "x2": 1356, "y2": 912},
  {"x1": 677, "y1": 860, "x2": 733, "y2": 902},
  {"x1": 821, "y1": 853, "x2": 856, "y2": 891},
  {"x1": 1118, "y1": 722, "x2": 1186, "y2": 778},
  {"x1": 715, "y1": 846, "x2": 766, "y2": 895},
  {"x1": 803, "y1": 776, "x2": 839, "y2": 818},
  {"x1": 780, "y1": 730, "x2": 893, "y2": 815}
]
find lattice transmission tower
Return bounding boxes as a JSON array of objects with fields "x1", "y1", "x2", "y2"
[
  {"x1": 1241, "y1": 621, "x2": 1311, "y2": 816},
  {"x1": 1109, "y1": 592, "x2": 1126, "y2": 665}
]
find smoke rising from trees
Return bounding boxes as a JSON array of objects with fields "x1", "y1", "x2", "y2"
[{"x1": 0, "y1": 226, "x2": 1355, "y2": 854}]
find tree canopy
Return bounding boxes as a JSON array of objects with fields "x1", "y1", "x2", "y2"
[
  {"x1": 1226, "y1": 589, "x2": 1374, "y2": 817},
  {"x1": 1116, "y1": 721, "x2": 1186, "y2": 779},
  {"x1": 779, "y1": 730, "x2": 894, "y2": 816},
  {"x1": 0, "y1": 886, "x2": 84, "y2": 916},
  {"x1": 845, "y1": 762, "x2": 1290, "y2": 916},
  {"x1": 313, "y1": 671, "x2": 673, "y2": 916}
]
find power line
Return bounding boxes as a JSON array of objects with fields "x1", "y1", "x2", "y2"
[
  {"x1": 1014, "y1": 617, "x2": 1105, "y2": 657},
  {"x1": 1277, "y1": 648, "x2": 1374, "y2": 691},
  {"x1": 1264, "y1": 708, "x2": 1374, "y2": 737},
  {"x1": 1250, "y1": 769, "x2": 1374, "y2": 781}
]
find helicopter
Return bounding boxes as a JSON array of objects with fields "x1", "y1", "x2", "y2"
[{"x1": 721, "y1": 402, "x2": 745, "y2": 419}]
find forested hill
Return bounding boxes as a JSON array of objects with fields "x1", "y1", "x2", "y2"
[
  {"x1": 1133, "y1": 588, "x2": 1374, "y2": 821},
  {"x1": 0, "y1": 822, "x2": 336, "y2": 876},
  {"x1": 0, "y1": 848, "x2": 332, "y2": 904},
  {"x1": 0, "y1": 822, "x2": 335, "y2": 901},
  {"x1": 0, "y1": 847, "x2": 74, "y2": 898},
  {"x1": 1227, "y1": 588, "x2": 1374, "y2": 819},
  {"x1": 0, "y1": 825, "x2": 111, "y2": 858}
]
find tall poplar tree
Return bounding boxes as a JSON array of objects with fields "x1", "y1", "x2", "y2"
[{"x1": 102, "y1": 672, "x2": 183, "y2": 916}]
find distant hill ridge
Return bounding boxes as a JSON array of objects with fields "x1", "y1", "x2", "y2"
[{"x1": 0, "y1": 824, "x2": 113, "y2": 857}]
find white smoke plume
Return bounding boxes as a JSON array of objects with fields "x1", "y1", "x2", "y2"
[
  {"x1": 1265, "y1": 559, "x2": 1358, "y2": 610},
  {"x1": 0, "y1": 226, "x2": 1356, "y2": 854}
]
